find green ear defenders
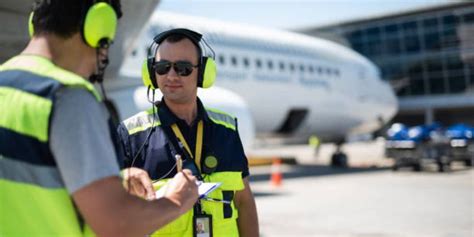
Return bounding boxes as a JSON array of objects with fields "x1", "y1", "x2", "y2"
[
  {"x1": 141, "y1": 28, "x2": 217, "y2": 90},
  {"x1": 28, "y1": 1, "x2": 117, "y2": 48},
  {"x1": 82, "y1": 2, "x2": 117, "y2": 48}
]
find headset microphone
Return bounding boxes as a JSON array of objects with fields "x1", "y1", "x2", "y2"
[{"x1": 89, "y1": 47, "x2": 110, "y2": 84}]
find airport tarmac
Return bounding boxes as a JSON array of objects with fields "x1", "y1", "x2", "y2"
[{"x1": 248, "y1": 140, "x2": 474, "y2": 237}]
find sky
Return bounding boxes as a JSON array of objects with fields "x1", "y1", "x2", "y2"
[{"x1": 157, "y1": 0, "x2": 464, "y2": 30}]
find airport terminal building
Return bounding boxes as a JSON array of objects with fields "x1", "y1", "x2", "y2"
[{"x1": 300, "y1": 2, "x2": 474, "y2": 127}]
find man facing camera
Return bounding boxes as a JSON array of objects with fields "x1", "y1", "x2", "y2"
[{"x1": 117, "y1": 28, "x2": 259, "y2": 236}]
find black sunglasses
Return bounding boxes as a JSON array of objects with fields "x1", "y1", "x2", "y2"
[{"x1": 153, "y1": 60, "x2": 199, "y2": 77}]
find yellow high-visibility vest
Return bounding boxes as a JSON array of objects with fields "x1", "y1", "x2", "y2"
[{"x1": 0, "y1": 55, "x2": 101, "y2": 236}]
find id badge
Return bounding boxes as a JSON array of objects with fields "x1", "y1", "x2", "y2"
[{"x1": 193, "y1": 213, "x2": 212, "y2": 237}]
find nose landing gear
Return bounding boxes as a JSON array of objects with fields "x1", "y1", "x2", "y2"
[{"x1": 331, "y1": 146, "x2": 348, "y2": 168}]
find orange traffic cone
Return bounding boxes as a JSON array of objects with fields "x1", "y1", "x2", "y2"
[{"x1": 270, "y1": 158, "x2": 282, "y2": 187}]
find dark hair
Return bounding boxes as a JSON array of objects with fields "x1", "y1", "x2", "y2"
[
  {"x1": 31, "y1": 0, "x2": 122, "y2": 38},
  {"x1": 163, "y1": 33, "x2": 202, "y2": 60}
]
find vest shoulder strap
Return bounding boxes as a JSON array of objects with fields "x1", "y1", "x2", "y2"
[
  {"x1": 123, "y1": 107, "x2": 161, "y2": 135},
  {"x1": 205, "y1": 107, "x2": 237, "y2": 131},
  {"x1": 1, "y1": 55, "x2": 101, "y2": 100}
]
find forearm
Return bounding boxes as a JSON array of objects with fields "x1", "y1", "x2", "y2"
[
  {"x1": 114, "y1": 195, "x2": 184, "y2": 236},
  {"x1": 74, "y1": 177, "x2": 186, "y2": 237},
  {"x1": 235, "y1": 178, "x2": 259, "y2": 237},
  {"x1": 236, "y1": 197, "x2": 259, "y2": 237}
]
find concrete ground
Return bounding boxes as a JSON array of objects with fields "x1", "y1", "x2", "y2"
[{"x1": 248, "y1": 140, "x2": 474, "y2": 237}]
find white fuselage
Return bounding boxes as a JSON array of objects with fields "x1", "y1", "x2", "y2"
[{"x1": 115, "y1": 11, "x2": 398, "y2": 144}]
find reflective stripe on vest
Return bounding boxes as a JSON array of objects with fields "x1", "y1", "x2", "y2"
[
  {"x1": 205, "y1": 107, "x2": 237, "y2": 131},
  {"x1": 150, "y1": 172, "x2": 244, "y2": 237},
  {"x1": 123, "y1": 107, "x2": 161, "y2": 135},
  {"x1": 0, "y1": 55, "x2": 100, "y2": 236},
  {"x1": 123, "y1": 106, "x2": 236, "y2": 135}
]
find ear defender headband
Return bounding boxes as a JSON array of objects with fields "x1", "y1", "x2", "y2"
[
  {"x1": 141, "y1": 28, "x2": 217, "y2": 90},
  {"x1": 28, "y1": 12, "x2": 34, "y2": 38},
  {"x1": 28, "y1": 1, "x2": 117, "y2": 48}
]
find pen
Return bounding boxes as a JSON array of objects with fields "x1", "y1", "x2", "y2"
[{"x1": 202, "y1": 197, "x2": 231, "y2": 204}]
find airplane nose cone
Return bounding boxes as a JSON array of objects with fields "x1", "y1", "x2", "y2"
[{"x1": 381, "y1": 82, "x2": 399, "y2": 123}]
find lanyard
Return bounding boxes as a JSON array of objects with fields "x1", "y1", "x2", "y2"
[{"x1": 170, "y1": 120, "x2": 203, "y2": 172}]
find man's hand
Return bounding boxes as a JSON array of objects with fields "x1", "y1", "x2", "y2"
[
  {"x1": 163, "y1": 169, "x2": 199, "y2": 214},
  {"x1": 122, "y1": 167, "x2": 155, "y2": 200}
]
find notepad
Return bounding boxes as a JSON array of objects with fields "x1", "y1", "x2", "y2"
[{"x1": 154, "y1": 181, "x2": 221, "y2": 199}]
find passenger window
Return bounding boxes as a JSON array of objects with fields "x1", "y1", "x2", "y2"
[
  {"x1": 243, "y1": 58, "x2": 250, "y2": 67},
  {"x1": 317, "y1": 67, "x2": 322, "y2": 74},
  {"x1": 256, "y1": 59, "x2": 262, "y2": 68},
  {"x1": 279, "y1": 61, "x2": 285, "y2": 71},
  {"x1": 267, "y1": 60, "x2": 273, "y2": 70},
  {"x1": 219, "y1": 55, "x2": 225, "y2": 65},
  {"x1": 231, "y1": 56, "x2": 237, "y2": 66}
]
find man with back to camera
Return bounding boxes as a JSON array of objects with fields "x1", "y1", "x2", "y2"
[
  {"x1": 0, "y1": 1, "x2": 199, "y2": 236},
  {"x1": 116, "y1": 28, "x2": 259, "y2": 236}
]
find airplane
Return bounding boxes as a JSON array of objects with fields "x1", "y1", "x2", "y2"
[
  {"x1": 0, "y1": 1, "x2": 397, "y2": 166},
  {"x1": 104, "y1": 10, "x2": 399, "y2": 166}
]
